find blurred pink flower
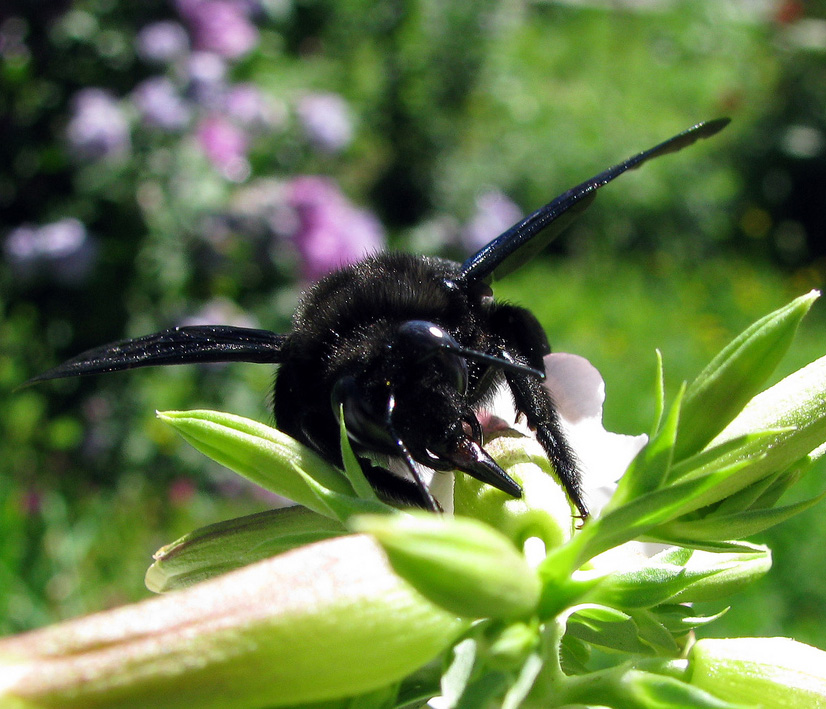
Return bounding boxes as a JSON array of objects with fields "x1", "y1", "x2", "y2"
[
  {"x1": 196, "y1": 114, "x2": 250, "y2": 181},
  {"x1": 286, "y1": 176, "x2": 385, "y2": 281}
]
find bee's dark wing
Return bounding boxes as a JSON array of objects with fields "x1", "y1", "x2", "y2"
[
  {"x1": 28, "y1": 325, "x2": 288, "y2": 384},
  {"x1": 459, "y1": 118, "x2": 730, "y2": 283}
]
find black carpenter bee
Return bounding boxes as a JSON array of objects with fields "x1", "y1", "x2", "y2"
[{"x1": 32, "y1": 119, "x2": 729, "y2": 517}]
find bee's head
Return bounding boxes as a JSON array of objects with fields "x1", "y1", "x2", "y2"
[{"x1": 330, "y1": 319, "x2": 531, "y2": 499}]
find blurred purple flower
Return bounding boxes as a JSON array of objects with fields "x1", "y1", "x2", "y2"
[
  {"x1": 177, "y1": 0, "x2": 259, "y2": 59},
  {"x1": 196, "y1": 114, "x2": 250, "y2": 181},
  {"x1": 461, "y1": 190, "x2": 523, "y2": 252},
  {"x1": 135, "y1": 21, "x2": 189, "y2": 64},
  {"x1": 65, "y1": 88, "x2": 130, "y2": 162},
  {"x1": 4, "y1": 218, "x2": 97, "y2": 284},
  {"x1": 287, "y1": 176, "x2": 385, "y2": 282},
  {"x1": 132, "y1": 77, "x2": 191, "y2": 131},
  {"x1": 225, "y1": 83, "x2": 281, "y2": 129},
  {"x1": 296, "y1": 92, "x2": 354, "y2": 154},
  {"x1": 184, "y1": 50, "x2": 227, "y2": 108}
]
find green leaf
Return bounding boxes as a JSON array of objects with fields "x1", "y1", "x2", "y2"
[
  {"x1": 675, "y1": 291, "x2": 819, "y2": 461},
  {"x1": 607, "y1": 384, "x2": 684, "y2": 510},
  {"x1": 346, "y1": 684, "x2": 401, "y2": 709},
  {"x1": 665, "y1": 428, "x2": 784, "y2": 486},
  {"x1": 584, "y1": 561, "x2": 709, "y2": 610},
  {"x1": 746, "y1": 457, "x2": 811, "y2": 510},
  {"x1": 157, "y1": 410, "x2": 355, "y2": 515},
  {"x1": 584, "y1": 544, "x2": 771, "y2": 609},
  {"x1": 576, "y1": 455, "x2": 761, "y2": 562},
  {"x1": 453, "y1": 672, "x2": 509, "y2": 709},
  {"x1": 145, "y1": 506, "x2": 346, "y2": 592},
  {"x1": 666, "y1": 545, "x2": 771, "y2": 603},
  {"x1": 338, "y1": 404, "x2": 380, "y2": 502},
  {"x1": 651, "y1": 348, "x2": 666, "y2": 438},
  {"x1": 654, "y1": 494, "x2": 826, "y2": 543}
]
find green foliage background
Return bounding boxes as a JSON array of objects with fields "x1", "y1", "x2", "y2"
[{"x1": 2, "y1": 0, "x2": 825, "y2": 649}]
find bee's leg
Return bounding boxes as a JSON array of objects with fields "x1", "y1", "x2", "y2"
[
  {"x1": 505, "y1": 370, "x2": 588, "y2": 519},
  {"x1": 485, "y1": 302, "x2": 587, "y2": 518}
]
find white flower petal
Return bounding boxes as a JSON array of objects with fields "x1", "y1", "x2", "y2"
[{"x1": 543, "y1": 353, "x2": 648, "y2": 516}]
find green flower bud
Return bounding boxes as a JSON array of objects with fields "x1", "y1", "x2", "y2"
[
  {"x1": 689, "y1": 637, "x2": 826, "y2": 708},
  {"x1": 354, "y1": 512, "x2": 541, "y2": 619},
  {"x1": 0, "y1": 535, "x2": 466, "y2": 708}
]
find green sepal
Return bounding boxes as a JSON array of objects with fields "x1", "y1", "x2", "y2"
[
  {"x1": 145, "y1": 506, "x2": 347, "y2": 593},
  {"x1": 293, "y1": 461, "x2": 392, "y2": 523},
  {"x1": 654, "y1": 604, "x2": 729, "y2": 635},
  {"x1": 627, "y1": 608, "x2": 680, "y2": 655},
  {"x1": 651, "y1": 348, "x2": 666, "y2": 438},
  {"x1": 617, "y1": 669, "x2": 751, "y2": 709},
  {"x1": 565, "y1": 605, "x2": 656, "y2": 655},
  {"x1": 675, "y1": 290, "x2": 819, "y2": 461}
]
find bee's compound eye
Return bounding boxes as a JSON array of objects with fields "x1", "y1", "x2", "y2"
[
  {"x1": 331, "y1": 376, "x2": 395, "y2": 452},
  {"x1": 397, "y1": 320, "x2": 468, "y2": 395}
]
